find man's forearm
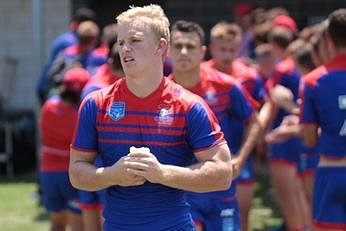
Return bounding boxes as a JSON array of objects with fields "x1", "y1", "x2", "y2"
[
  {"x1": 69, "y1": 161, "x2": 111, "y2": 191},
  {"x1": 160, "y1": 159, "x2": 232, "y2": 193},
  {"x1": 237, "y1": 114, "x2": 262, "y2": 162}
]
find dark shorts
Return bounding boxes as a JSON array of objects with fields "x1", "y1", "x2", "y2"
[
  {"x1": 268, "y1": 137, "x2": 302, "y2": 168},
  {"x1": 235, "y1": 155, "x2": 255, "y2": 185},
  {"x1": 40, "y1": 172, "x2": 80, "y2": 214},
  {"x1": 79, "y1": 189, "x2": 105, "y2": 211},
  {"x1": 312, "y1": 167, "x2": 346, "y2": 230},
  {"x1": 187, "y1": 194, "x2": 241, "y2": 231}
]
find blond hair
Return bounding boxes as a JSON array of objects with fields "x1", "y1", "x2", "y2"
[
  {"x1": 210, "y1": 21, "x2": 242, "y2": 43},
  {"x1": 116, "y1": 4, "x2": 170, "y2": 43}
]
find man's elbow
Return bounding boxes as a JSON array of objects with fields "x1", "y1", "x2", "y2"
[
  {"x1": 68, "y1": 167, "x2": 83, "y2": 189},
  {"x1": 214, "y1": 162, "x2": 233, "y2": 191}
]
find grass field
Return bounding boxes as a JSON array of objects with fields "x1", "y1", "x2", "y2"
[
  {"x1": 0, "y1": 174, "x2": 49, "y2": 231},
  {"x1": 0, "y1": 164, "x2": 283, "y2": 231}
]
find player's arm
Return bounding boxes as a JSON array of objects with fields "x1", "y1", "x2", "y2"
[
  {"x1": 162, "y1": 142, "x2": 232, "y2": 192},
  {"x1": 270, "y1": 84, "x2": 300, "y2": 115},
  {"x1": 265, "y1": 115, "x2": 302, "y2": 143},
  {"x1": 300, "y1": 79, "x2": 319, "y2": 147},
  {"x1": 126, "y1": 142, "x2": 232, "y2": 193},
  {"x1": 232, "y1": 112, "x2": 261, "y2": 178},
  {"x1": 258, "y1": 99, "x2": 279, "y2": 132},
  {"x1": 229, "y1": 83, "x2": 262, "y2": 178},
  {"x1": 301, "y1": 123, "x2": 319, "y2": 147},
  {"x1": 69, "y1": 149, "x2": 108, "y2": 191}
]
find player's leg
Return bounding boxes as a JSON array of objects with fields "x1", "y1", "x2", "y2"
[
  {"x1": 298, "y1": 150, "x2": 319, "y2": 230},
  {"x1": 41, "y1": 172, "x2": 72, "y2": 231},
  {"x1": 236, "y1": 185, "x2": 254, "y2": 231},
  {"x1": 79, "y1": 189, "x2": 105, "y2": 231},
  {"x1": 235, "y1": 156, "x2": 255, "y2": 231},
  {"x1": 61, "y1": 172, "x2": 83, "y2": 231},
  {"x1": 81, "y1": 210, "x2": 103, "y2": 231},
  {"x1": 270, "y1": 162, "x2": 305, "y2": 230},
  {"x1": 50, "y1": 211, "x2": 67, "y2": 231},
  {"x1": 268, "y1": 139, "x2": 306, "y2": 230},
  {"x1": 68, "y1": 211, "x2": 84, "y2": 231}
]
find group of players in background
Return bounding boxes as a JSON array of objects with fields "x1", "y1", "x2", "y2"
[{"x1": 36, "y1": 3, "x2": 346, "y2": 231}]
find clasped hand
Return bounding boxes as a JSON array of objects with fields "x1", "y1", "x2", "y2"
[{"x1": 109, "y1": 150, "x2": 164, "y2": 187}]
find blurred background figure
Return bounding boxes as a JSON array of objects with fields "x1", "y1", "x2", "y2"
[
  {"x1": 43, "y1": 20, "x2": 101, "y2": 102},
  {"x1": 39, "y1": 67, "x2": 89, "y2": 231},
  {"x1": 36, "y1": 8, "x2": 97, "y2": 104}
]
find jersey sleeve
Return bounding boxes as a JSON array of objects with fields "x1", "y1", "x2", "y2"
[
  {"x1": 252, "y1": 75, "x2": 266, "y2": 104},
  {"x1": 186, "y1": 100, "x2": 225, "y2": 152},
  {"x1": 300, "y1": 82, "x2": 318, "y2": 124},
  {"x1": 229, "y1": 84, "x2": 254, "y2": 123},
  {"x1": 71, "y1": 96, "x2": 98, "y2": 152},
  {"x1": 81, "y1": 85, "x2": 101, "y2": 100}
]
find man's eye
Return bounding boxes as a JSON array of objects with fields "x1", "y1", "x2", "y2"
[
  {"x1": 118, "y1": 41, "x2": 123, "y2": 46},
  {"x1": 131, "y1": 39, "x2": 141, "y2": 43},
  {"x1": 173, "y1": 44, "x2": 183, "y2": 50},
  {"x1": 186, "y1": 44, "x2": 196, "y2": 50}
]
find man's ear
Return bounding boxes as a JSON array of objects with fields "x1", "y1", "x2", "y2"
[
  {"x1": 200, "y1": 45, "x2": 207, "y2": 60},
  {"x1": 156, "y1": 38, "x2": 168, "y2": 55},
  {"x1": 324, "y1": 33, "x2": 336, "y2": 57}
]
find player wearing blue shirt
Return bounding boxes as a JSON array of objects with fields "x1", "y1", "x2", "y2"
[
  {"x1": 169, "y1": 20, "x2": 261, "y2": 231},
  {"x1": 300, "y1": 9, "x2": 346, "y2": 231},
  {"x1": 69, "y1": 5, "x2": 232, "y2": 231}
]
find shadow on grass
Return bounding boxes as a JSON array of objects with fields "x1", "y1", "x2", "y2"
[
  {"x1": 0, "y1": 171, "x2": 39, "y2": 184},
  {"x1": 34, "y1": 209, "x2": 50, "y2": 222}
]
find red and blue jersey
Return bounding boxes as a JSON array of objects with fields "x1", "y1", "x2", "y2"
[
  {"x1": 300, "y1": 55, "x2": 346, "y2": 159},
  {"x1": 266, "y1": 56, "x2": 301, "y2": 128},
  {"x1": 170, "y1": 67, "x2": 254, "y2": 198},
  {"x1": 72, "y1": 77, "x2": 225, "y2": 230},
  {"x1": 202, "y1": 59, "x2": 266, "y2": 109},
  {"x1": 39, "y1": 96, "x2": 79, "y2": 172}
]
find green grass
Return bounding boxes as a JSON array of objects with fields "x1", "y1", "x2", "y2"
[
  {"x1": 0, "y1": 175, "x2": 49, "y2": 231},
  {"x1": 0, "y1": 166, "x2": 283, "y2": 231},
  {"x1": 249, "y1": 172, "x2": 283, "y2": 231}
]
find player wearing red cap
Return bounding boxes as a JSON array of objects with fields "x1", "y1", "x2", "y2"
[{"x1": 39, "y1": 67, "x2": 89, "y2": 231}]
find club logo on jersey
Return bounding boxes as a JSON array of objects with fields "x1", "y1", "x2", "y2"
[
  {"x1": 108, "y1": 102, "x2": 125, "y2": 121},
  {"x1": 204, "y1": 90, "x2": 217, "y2": 104},
  {"x1": 155, "y1": 105, "x2": 173, "y2": 124}
]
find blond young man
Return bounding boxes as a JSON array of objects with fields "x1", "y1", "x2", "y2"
[{"x1": 69, "y1": 5, "x2": 232, "y2": 231}]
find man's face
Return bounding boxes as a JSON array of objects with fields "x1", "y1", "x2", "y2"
[
  {"x1": 117, "y1": 20, "x2": 161, "y2": 78},
  {"x1": 170, "y1": 31, "x2": 205, "y2": 73},
  {"x1": 257, "y1": 54, "x2": 275, "y2": 77},
  {"x1": 209, "y1": 38, "x2": 240, "y2": 72}
]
